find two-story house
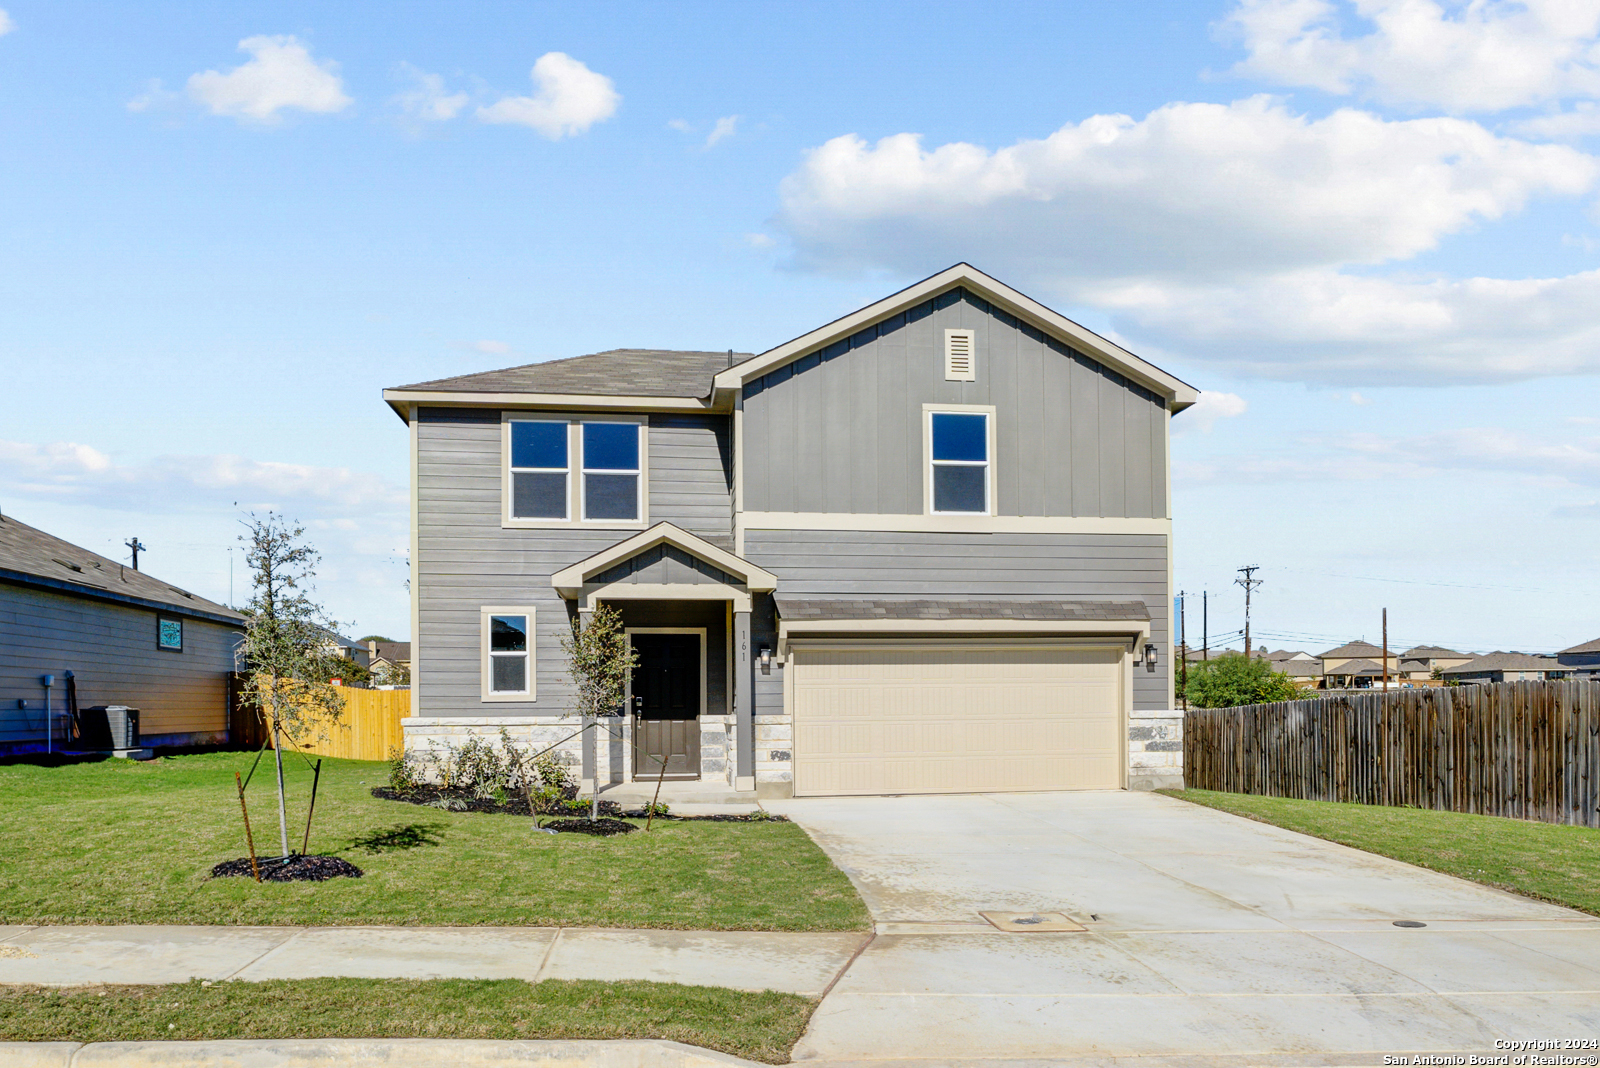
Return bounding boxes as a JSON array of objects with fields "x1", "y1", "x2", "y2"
[{"x1": 384, "y1": 264, "x2": 1198, "y2": 798}]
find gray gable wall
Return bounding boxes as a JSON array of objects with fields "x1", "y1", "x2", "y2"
[{"x1": 741, "y1": 288, "x2": 1168, "y2": 519}]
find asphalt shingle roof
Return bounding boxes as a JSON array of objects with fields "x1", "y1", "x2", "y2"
[
  {"x1": 393, "y1": 349, "x2": 755, "y2": 399},
  {"x1": 1444, "y1": 652, "x2": 1558, "y2": 673},
  {"x1": 0, "y1": 513, "x2": 242, "y2": 623},
  {"x1": 1402, "y1": 645, "x2": 1466, "y2": 657},
  {"x1": 774, "y1": 598, "x2": 1151, "y2": 622},
  {"x1": 1559, "y1": 636, "x2": 1600, "y2": 655},
  {"x1": 1319, "y1": 640, "x2": 1385, "y2": 659},
  {"x1": 1329, "y1": 658, "x2": 1384, "y2": 675}
]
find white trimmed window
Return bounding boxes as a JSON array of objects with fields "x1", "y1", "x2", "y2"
[
  {"x1": 482, "y1": 607, "x2": 535, "y2": 701},
  {"x1": 926, "y1": 408, "x2": 994, "y2": 515},
  {"x1": 503, "y1": 416, "x2": 647, "y2": 528}
]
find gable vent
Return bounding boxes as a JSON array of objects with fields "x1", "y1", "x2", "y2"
[{"x1": 944, "y1": 329, "x2": 976, "y2": 381}]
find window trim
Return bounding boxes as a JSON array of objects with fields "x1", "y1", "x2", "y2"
[
  {"x1": 156, "y1": 615, "x2": 184, "y2": 653},
  {"x1": 505, "y1": 418, "x2": 572, "y2": 523},
  {"x1": 579, "y1": 419, "x2": 645, "y2": 523},
  {"x1": 501, "y1": 414, "x2": 649, "y2": 529},
  {"x1": 481, "y1": 605, "x2": 537, "y2": 702},
  {"x1": 923, "y1": 404, "x2": 996, "y2": 517}
]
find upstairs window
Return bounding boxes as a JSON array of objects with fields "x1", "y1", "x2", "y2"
[
  {"x1": 581, "y1": 422, "x2": 641, "y2": 521},
  {"x1": 509, "y1": 421, "x2": 569, "y2": 519},
  {"x1": 929, "y1": 411, "x2": 991, "y2": 514}
]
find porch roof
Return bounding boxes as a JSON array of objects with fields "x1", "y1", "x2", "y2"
[{"x1": 551, "y1": 522, "x2": 778, "y2": 604}]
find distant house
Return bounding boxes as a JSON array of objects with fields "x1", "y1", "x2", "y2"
[
  {"x1": 1399, "y1": 645, "x2": 1473, "y2": 678},
  {"x1": 318, "y1": 633, "x2": 371, "y2": 668},
  {"x1": 1319, "y1": 640, "x2": 1398, "y2": 679},
  {"x1": 1442, "y1": 652, "x2": 1564, "y2": 684},
  {"x1": 0, "y1": 513, "x2": 244, "y2": 754},
  {"x1": 367, "y1": 640, "x2": 411, "y2": 683},
  {"x1": 1325, "y1": 657, "x2": 1385, "y2": 689},
  {"x1": 1556, "y1": 637, "x2": 1600, "y2": 678}
]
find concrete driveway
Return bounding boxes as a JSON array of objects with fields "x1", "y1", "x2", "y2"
[{"x1": 768, "y1": 790, "x2": 1600, "y2": 1066}]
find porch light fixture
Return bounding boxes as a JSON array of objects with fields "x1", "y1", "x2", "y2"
[
  {"x1": 758, "y1": 644, "x2": 772, "y2": 675},
  {"x1": 1143, "y1": 644, "x2": 1157, "y2": 673}
]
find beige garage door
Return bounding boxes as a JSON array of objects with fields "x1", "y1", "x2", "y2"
[{"x1": 790, "y1": 644, "x2": 1124, "y2": 797}]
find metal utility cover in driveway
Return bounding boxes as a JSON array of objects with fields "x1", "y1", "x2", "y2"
[{"x1": 979, "y1": 910, "x2": 1086, "y2": 932}]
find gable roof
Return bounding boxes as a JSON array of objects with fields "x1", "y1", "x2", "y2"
[
  {"x1": 1559, "y1": 636, "x2": 1600, "y2": 655},
  {"x1": 550, "y1": 522, "x2": 777, "y2": 600},
  {"x1": 1443, "y1": 651, "x2": 1557, "y2": 674},
  {"x1": 1329, "y1": 658, "x2": 1384, "y2": 675},
  {"x1": 1319, "y1": 640, "x2": 1384, "y2": 659},
  {"x1": 1402, "y1": 645, "x2": 1466, "y2": 658},
  {"x1": 394, "y1": 349, "x2": 749, "y2": 400},
  {"x1": 712, "y1": 264, "x2": 1199, "y2": 412},
  {"x1": 0, "y1": 513, "x2": 242, "y2": 625}
]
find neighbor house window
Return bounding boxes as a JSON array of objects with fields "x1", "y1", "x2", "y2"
[
  {"x1": 928, "y1": 410, "x2": 991, "y2": 514},
  {"x1": 509, "y1": 421, "x2": 569, "y2": 520},
  {"x1": 157, "y1": 616, "x2": 183, "y2": 652},
  {"x1": 581, "y1": 422, "x2": 641, "y2": 521},
  {"x1": 482, "y1": 607, "x2": 535, "y2": 700}
]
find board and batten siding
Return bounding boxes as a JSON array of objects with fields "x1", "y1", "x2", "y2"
[
  {"x1": 0, "y1": 582, "x2": 240, "y2": 747},
  {"x1": 743, "y1": 529, "x2": 1171, "y2": 713},
  {"x1": 741, "y1": 288, "x2": 1168, "y2": 519},
  {"x1": 415, "y1": 407, "x2": 734, "y2": 716}
]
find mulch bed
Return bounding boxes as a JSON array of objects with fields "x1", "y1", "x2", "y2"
[
  {"x1": 371, "y1": 786, "x2": 612, "y2": 817},
  {"x1": 540, "y1": 818, "x2": 636, "y2": 836},
  {"x1": 621, "y1": 811, "x2": 791, "y2": 823},
  {"x1": 211, "y1": 855, "x2": 364, "y2": 882}
]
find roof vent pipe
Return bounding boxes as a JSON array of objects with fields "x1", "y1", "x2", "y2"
[{"x1": 726, "y1": 348, "x2": 733, "y2": 368}]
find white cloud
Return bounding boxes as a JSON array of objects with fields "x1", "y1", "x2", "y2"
[
  {"x1": 473, "y1": 339, "x2": 511, "y2": 354},
  {"x1": 1221, "y1": 0, "x2": 1600, "y2": 113},
  {"x1": 393, "y1": 63, "x2": 468, "y2": 122},
  {"x1": 776, "y1": 96, "x2": 1600, "y2": 384},
  {"x1": 1177, "y1": 391, "x2": 1249, "y2": 432},
  {"x1": 0, "y1": 9, "x2": 15, "y2": 36},
  {"x1": 744, "y1": 232, "x2": 776, "y2": 249},
  {"x1": 1513, "y1": 101, "x2": 1600, "y2": 140},
  {"x1": 0, "y1": 439, "x2": 404, "y2": 514},
  {"x1": 667, "y1": 118, "x2": 692, "y2": 132},
  {"x1": 705, "y1": 115, "x2": 739, "y2": 147},
  {"x1": 1349, "y1": 391, "x2": 1374, "y2": 405},
  {"x1": 186, "y1": 35, "x2": 351, "y2": 123},
  {"x1": 477, "y1": 52, "x2": 619, "y2": 139}
]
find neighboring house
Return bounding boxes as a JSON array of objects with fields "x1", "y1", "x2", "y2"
[
  {"x1": 1319, "y1": 641, "x2": 1398, "y2": 679},
  {"x1": 1443, "y1": 652, "x2": 1565, "y2": 684},
  {"x1": 1556, "y1": 637, "x2": 1600, "y2": 678},
  {"x1": 385, "y1": 264, "x2": 1198, "y2": 797},
  {"x1": 1270, "y1": 653, "x2": 1324, "y2": 688},
  {"x1": 1324, "y1": 657, "x2": 1385, "y2": 689},
  {"x1": 318, "y1": 633, "x2": 371, "y2": 668},
  {"x1": 1399, "y1": 645, "x2": 1473, "y2": 678},
  {"x1": 0, "y1": 512, "x2": 244, "y2": 754},
  {"x1": 367, "y1": 640, "x2": 411, "y2": 684}
]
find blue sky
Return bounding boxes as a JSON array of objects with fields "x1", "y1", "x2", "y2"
[{"x1": 2, "y1": 0, "x2": 1598, "y2": 655}]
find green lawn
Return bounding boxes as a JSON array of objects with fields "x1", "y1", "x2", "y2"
[
  {"x1": 0, "y1": 978, "x2": 814, "y2": 1063},
  {"x1": 0, "y1": 752, "x2": 869, "y2": 931},
  {"x1": 1162, "y1": 789, "x2": 1600, "y2": 916}
]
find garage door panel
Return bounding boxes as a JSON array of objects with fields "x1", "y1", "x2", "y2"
[{"x1": 792, "y1": 644, "x2": 1125, "y2": 796}]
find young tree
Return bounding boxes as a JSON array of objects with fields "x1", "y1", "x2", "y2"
[
  {"x1": 1183, "y1": 653, "x2": 1303, "y2": 709},
  {"x1": 235, "y1": 513, "x2": 346, "y2": 857},
  {"x1": 559, "y1": 603, "x2": 638, "y2": 818}
]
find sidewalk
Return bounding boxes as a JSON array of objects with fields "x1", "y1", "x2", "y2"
[{"x1": 0, "y1": 925, "x2": 867, "y2": 996}]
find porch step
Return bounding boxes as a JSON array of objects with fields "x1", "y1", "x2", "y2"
[{"x1": 594, "y1": 781, "x2": 760, "y2": 806}]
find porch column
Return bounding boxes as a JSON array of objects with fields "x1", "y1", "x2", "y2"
[
  {"x1": 578, "y1": 606, "x2": 596, "y2": 793},
  {"x1": 734, "y1": 609, "x2": 755, "y2": 791}
]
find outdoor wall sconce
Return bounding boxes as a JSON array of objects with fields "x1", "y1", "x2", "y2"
[
  {"x1": 758, "y1": 645, "x2": 772, "y2": 675},
  {"x1": 1143, "y1": 643, "x2": 1158, "y2": 673}
]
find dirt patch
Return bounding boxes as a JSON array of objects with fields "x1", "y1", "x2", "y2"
[
  {"x1": 541, "y1": 818, "x2": 636, "y2": 836},
  {"x1": 211, "y1": 855, "x2": 364, "y2": 882}
]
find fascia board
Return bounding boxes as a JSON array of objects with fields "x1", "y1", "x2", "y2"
[
  {"x1": 550, "y1": 521, "x2": 778, "y2": 598},
  {"x1": 713, "y1": 263, "x2": 1201, "y2": 412},
  {"x1": 0, "y1": 570, "x2": 246, "y2": 627},
  {"x1": 383, "y1": 389, "x2": 724, "y2": 421}
]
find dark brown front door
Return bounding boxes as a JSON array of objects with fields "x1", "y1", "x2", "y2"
[{"x1": 631, "y1": 633, "x2": 701, "y2": 780}]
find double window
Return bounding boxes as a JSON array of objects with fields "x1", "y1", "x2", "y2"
[
  {"x1": 482, "y1": 607, "x2": 535, "y2": 700},
  {"x1": 506, "y1": 417, "x2": 645, "y2": 525},
  {"x1": 927, "y1": 408, "x2": 993, "y2": 515}
]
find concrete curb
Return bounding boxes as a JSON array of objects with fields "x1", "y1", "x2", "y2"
[{"x1": 0, "y1": 1038, "x2": 770, "y2": 1067}]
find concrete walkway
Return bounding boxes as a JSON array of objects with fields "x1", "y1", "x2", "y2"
[
  {"x1": 766, "y1": 790, "x2": 1600, "y2": 1065},
  {"x1": 0, "y1": 925, "x2": 867, "y2": 996}
]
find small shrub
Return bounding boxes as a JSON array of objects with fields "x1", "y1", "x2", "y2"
[
  {"x1": 387, "y1": 749, "x2": 420, "y2": 793},
  {"x1": 638, "y1": 802, "x2": 670, "y2": 818},
  {"x1": 388, "y1": 731, "x2": 580, "y2": 809},
  {"x1": 426, "y1": 796, "x2": 467, "y2": 812}
]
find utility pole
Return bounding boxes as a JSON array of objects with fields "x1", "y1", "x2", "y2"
[
  {"x1": 1178, "y1": 591, "x2": 1188, "y2": 711},
  {"x1": 125, "y1": 537, "x2": 146, "y2": 571},
  {"x1": 1202, "y1": 591, "x2": 1209, "y2": 661},
  {"x1": 1235, "y1": 566, "x2": 1262, "y2": 661},
  {"x1": 1382, "y1": 608, "x2": 1389, "y2": 692}
]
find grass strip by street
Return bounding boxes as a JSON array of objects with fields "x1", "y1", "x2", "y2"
[
  {"x1": 1160, "y1": 788, "x2": 1600, "y2": 916},
  {"x1": 0, "y1": 752, "x2": 870, "y2": 931},
  {"x1": 0, "y1": 977, "x2": 815, "y2": 1064}
]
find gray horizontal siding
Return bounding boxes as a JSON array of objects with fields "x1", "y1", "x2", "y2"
[
  {"x1": 416, "y1": 409, "x2": 734, "y2": 718},
  {"x1": 744, "y1": 530, "x2": 1170, "y2": 712},
  {"x1": 742, "y1": 287, "x2": 1166, "y2": 519},
  {"x1": 594, "y1": 545, "x2": 739, "y2": 586},
  {"x1": 0, "y1": 582, "x2": 239, "y2": 745}
]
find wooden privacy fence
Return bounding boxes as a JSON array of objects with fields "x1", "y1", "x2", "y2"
[
  {"x1": 228, "y1": 675, "x2": 410, "y2": 762},
  {"x1": 1184, "y1": 680, "x2": 1600, "y2": 828}
]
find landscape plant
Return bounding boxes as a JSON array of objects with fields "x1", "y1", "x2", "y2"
[
  {"x1": 234, "y1": 512, "x2": 347, "y2": 859},
  {"x1": 1182, "y1": 653, "x2": 1303, "y2": 708},
  {"x1": 558, "y1": 603, "x2": 638, "y2": 818}
]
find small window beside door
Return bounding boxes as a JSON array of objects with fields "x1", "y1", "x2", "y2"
[
  {"x1": 927, "y1": 409, "x2": 993, "y2": 515},
  {"x1": 482, "y1": 607, "x2": 535, "y2": 701}
]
